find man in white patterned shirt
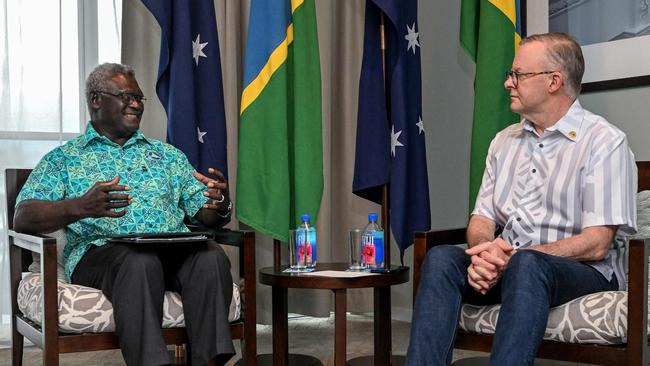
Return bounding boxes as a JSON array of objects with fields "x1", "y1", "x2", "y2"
[{"x1": 407, "y1": 33, "x2": 637, "y2": 366}]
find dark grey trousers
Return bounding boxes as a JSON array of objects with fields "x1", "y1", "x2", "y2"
[{"x1": 72, "y1": 241, "x2": 235, "y2": 366}]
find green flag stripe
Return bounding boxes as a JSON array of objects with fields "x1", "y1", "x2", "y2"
[
  {"x1": 461, "y1": 0, "x2": 520, "y2": 211},
  {"x1": 237, "y1": 0, "x2": 322, "y2": 243}
]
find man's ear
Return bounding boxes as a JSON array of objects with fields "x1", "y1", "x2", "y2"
[
  {"x1": 89, "y1": 91, "x2": 101, "y2": 108},
  {"x1": 548, "y1": 72, "x2": 564, "y2": 94}
]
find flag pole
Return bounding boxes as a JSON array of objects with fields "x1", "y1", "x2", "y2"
[{"x1": 380, "y1": 12, "x2": 392, "y2": 269}]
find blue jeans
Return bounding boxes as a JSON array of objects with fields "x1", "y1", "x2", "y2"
[{"x1": 406, "y1": 245, "x2": 618, "y2": 366}]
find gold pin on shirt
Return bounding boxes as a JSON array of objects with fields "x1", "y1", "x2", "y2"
[{"x1": 568, "y1": 131, "x2": 577, "y2": 139}]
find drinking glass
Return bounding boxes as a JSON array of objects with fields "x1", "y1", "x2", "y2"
[
  {"x1": 288, "y1": 229, "x2": 308, "y2": 271},
  {"x1": 348, "y1": 229, "x2": 365, "y2": 270}
]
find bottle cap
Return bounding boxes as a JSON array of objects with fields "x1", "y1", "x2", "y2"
[
  {"x1": 301, "y1": 213, "x2": 311, "y2": 222},
  {"x1": 368, "y1": 213, "x2": 378, "y2": 222}
]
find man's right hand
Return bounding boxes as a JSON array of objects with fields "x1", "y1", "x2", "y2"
[
  {"x1": 465, "y1": 238, "x2": 516, "y2": 294},
  {"x1": 74, "y1": 176, "x2": 132, "y2": 218}
]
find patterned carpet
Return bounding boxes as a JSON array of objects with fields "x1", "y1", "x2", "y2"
[{"x1": 0, "y1": 313, "x2": 595, "y2": 365}]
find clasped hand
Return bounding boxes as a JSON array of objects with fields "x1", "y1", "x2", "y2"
[{"x1": 465, "y1": 238, "x2": 516, "y2": 294}]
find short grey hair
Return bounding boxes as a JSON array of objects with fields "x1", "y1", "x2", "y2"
[
  {"x1": 85, "y1": 63, "x2": 136, "y2": 103},
  {"x1": 520, "y1": 32, "x2": 584, "y2": 98}
]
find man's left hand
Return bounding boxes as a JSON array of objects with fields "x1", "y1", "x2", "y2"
[
  {"x1": 465, "y1": 238, "x2": 516, "y2": 294},
  {"x1": 193, "y1": 168, "x2": 229, "y2": 211}
]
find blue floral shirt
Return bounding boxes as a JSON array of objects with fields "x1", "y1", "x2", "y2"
[{"x1": 16, "y1": 122, "x2": 208, "y2": 281}]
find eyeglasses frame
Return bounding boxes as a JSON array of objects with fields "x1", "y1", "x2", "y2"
[
  {"x1": 95, "y1": 90, "x2": 147, "y2": 105},
  {"x1": 505, "y1": 70, "x2": 558, "y2": 87}
]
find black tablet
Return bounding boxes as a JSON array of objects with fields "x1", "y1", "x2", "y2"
[{"x1": 107, "y1": 231, "x2": 214, "y2": 244}]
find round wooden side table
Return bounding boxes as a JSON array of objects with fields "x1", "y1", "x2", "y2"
[{"x1": 259, "y1": 263, "x2": 409, "y2": 365}]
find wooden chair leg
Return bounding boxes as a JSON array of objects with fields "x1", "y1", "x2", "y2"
[
  {"x1": 240, "y1": 336, "x2": 257, "y2": 365},
  {"x1": 42, "y1": 346, "x2": 59, "y2": 366},
  {"x1": 11, "y1": 327, "x2": 23, "y2": 366},
  {"x1": 174, "y1": 344, "x2": 184, "y2": 363}
]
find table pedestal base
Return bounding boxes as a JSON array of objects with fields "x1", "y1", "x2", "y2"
[
  {"x1": 347, "y1": 354, "x2": 405, "y2": 366},
  {"x1": 451, "y1": 357, "x2": 489, "y2": 365},
  {"x1": 235, "y1": 353, "x2": 323, "y2": 366}
]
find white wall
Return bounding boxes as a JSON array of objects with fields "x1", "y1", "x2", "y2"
[{"x1": 581, "y1": 87, "x2": 650, "y2": 160}]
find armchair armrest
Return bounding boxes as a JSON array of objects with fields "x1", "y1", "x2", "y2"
[
  {"x1": 413, "y1": 228, "x2": 467, "y2": 303},
  {"x1": 8, "y1": 230, "x2": 60, "y2": 348},
  {"x1": 625, "y1": 238, "x2": 649, "y2": 364},
  {"x1": 186, "y1": 225, "x2": 255, "y2": 279},
  {"x1": 185, "y1": 225, "x2": 256, "y2": 333},
  {"x1": 186, "y1": 225, "x2": 248, "y2": 248},
  {"x1": 8, "y1": 230, "x2": 57, "y2": 255}
]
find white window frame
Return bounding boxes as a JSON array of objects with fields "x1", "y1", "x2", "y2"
[{"x1": 0, "y1": 1, "x2": 120, "y2": 141}]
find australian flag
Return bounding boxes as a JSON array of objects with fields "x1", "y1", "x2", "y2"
[
  {"x1": 353, "y1": 0, "x2": 431, "y2": 259},
  {"x1": 142, "y1": 0, "x2": 228, "y2": 178}
]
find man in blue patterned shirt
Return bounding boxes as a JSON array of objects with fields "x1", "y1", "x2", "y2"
[{"x1": 14, "y1": 63, "x2": 235, "y2": 366}]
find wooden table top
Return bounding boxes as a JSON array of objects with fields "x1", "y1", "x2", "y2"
[{"x1": 259, "y1": 262, "x2": 409, "y2": 289}]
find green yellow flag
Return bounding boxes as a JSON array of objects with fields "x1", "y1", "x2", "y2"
[
  {"x1": 236, "y1": 0, "x2": 323, "y2": 242},
  {"x1": 460, "y1": 0, "x2": 521, "y2": 211}
]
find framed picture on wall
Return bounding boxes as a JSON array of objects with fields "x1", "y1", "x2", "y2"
[{"x1": 524, "y1": 0, "x2": 650, "y2": 92}]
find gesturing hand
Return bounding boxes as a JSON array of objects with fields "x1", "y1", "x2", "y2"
[
  {"x1": 75, "y1": 176, "x2": 131, "y2": 218},
  {"x1": 193, "y1": 168, "x2": 228, "y2": 211}
]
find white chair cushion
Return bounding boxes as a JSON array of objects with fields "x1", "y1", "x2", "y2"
[
  {"x1": 459, "y1": 290, "x2": 631, "y2": 345},
  {"x1": 17, "y1": 273, "x2": 241, "y2": 333}
]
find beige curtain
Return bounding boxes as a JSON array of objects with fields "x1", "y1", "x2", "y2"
[{"x1": 122, "y1": 0, "x2": 379, "y2": 324}]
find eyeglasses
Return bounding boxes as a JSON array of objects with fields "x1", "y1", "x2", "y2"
[
  {"x1": 96, "y1": 90, "x2": 147, "y2": 105},
  {"x1": 505, "y1": 70, "x2": 557, "y2": 87}
]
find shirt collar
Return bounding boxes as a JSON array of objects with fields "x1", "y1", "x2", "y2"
[
  {"x1": 81, "y1": 121, "x2": 150, "y2": 148},
  {"x1": 522, "y1": 99, "x2": 585, "y2": 141}
]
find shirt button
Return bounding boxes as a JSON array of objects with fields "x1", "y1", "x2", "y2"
[
  {"x1": 127, "y1": 167, "x2": 132, "y2": 171},
  {"x1": 532, "y1": 168, "x2": 537, "y2": 173},
  {"x1": 538, "y1": 143, "x2": 544, "y2": 148},
  {"x1": 515, "y1": 242, "x2": 520, "y2": 247},
  {"x1": 516, "y1": 217, "x2": 521, "y2": 221}
]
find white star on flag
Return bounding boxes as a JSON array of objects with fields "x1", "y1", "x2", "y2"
[
  {"x1": 391, "y1": 125, "x2": 404, "y2": 157},
  {"x1": 405, "y1": 22, "x2": 420, "y2": 54},
  {"x1": 192, "y1": 34, "x2": 208, "y2": 66},
  {"x1": 416, "y1": 116, "x2": 425, "y2": 134},
  {"x1": 197, "y1": 126, "x2": 207, "y2": 143}
]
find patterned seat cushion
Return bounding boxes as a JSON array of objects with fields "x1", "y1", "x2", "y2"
[
  {"x1": 17, "y1": 273, "x2": 241, "y2": 334},
  {"x1": 459, "y1": 290, "x2": 632, "y2": 345}
]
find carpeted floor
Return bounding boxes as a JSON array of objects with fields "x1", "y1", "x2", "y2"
[{"x1": 0, "y1": 313, "x2": 595, "y2": 365}]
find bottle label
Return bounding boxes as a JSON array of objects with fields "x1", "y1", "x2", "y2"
[
  {"x1": 297, "y1": 230, "x2": 316, "y2": 265},
  {"x1": 373, "y1": 231, "x2": 384, "y2": 265},
  {"x1": 362, "y1": 231, "x2": 384, "y2": 266}
]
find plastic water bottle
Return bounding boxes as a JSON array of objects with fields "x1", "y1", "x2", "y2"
[
  {"x1": 361, "y1": 213, "x2": 384, "y2": 269},
  {"x1": 296, "y1": 214, "x2": 317, "y2": 268}
]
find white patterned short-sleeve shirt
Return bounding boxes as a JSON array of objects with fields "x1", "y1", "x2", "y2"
[
  {"x1": 472, "y1": 100, "x2": 637, "y2": 290},
  {"x1": 16, "y1": 122, "x2": 209, "y2": 282}
]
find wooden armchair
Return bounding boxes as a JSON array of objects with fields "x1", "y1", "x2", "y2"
[
  {"x1": 412, "y1": 161, "x2": 650, "y2": 365},
  {"x1": 7, "y1": 168, "x2": 257, "y2": 365}
]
